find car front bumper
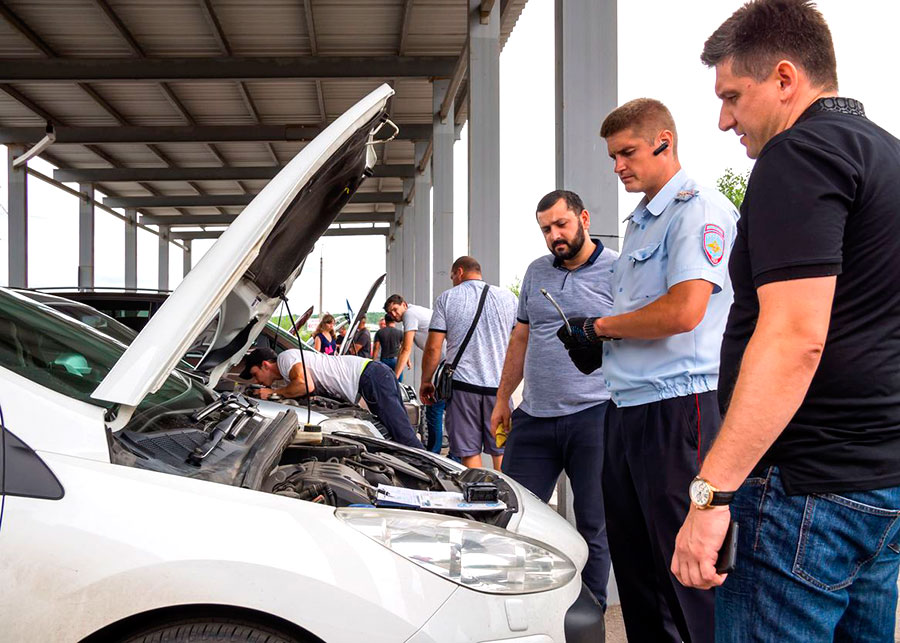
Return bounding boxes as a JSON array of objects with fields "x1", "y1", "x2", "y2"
[{"x1": 405, "y1": 580, "x2": 604, "y2": 643}]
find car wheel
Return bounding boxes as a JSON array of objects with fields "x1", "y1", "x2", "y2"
[{"x1": 122, "y1": 618, "x2": 305, "y2": 643}]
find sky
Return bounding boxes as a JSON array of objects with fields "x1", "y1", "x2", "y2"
[{"x1": 2, "y1": 0, "x2": 898, "y2": 316}]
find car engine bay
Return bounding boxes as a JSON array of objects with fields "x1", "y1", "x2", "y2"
[{"x1": 110, "y1": 393, "x2": 516, "y2": 528}]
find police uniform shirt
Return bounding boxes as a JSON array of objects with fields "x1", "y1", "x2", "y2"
[
  {"x1": 603, "y1": 169, "x2": 739, "y2": 407},
  {"x1": 719, "y1": 97, "x2": 900, "y2": 496}
]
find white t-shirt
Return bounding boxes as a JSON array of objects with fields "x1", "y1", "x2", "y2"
[
  {"x1": 276, "y1": 349, "x2": 369, "y2": 403},
  {"x1": 401, "y1": 304, "x2": 433, "y2": 351}
]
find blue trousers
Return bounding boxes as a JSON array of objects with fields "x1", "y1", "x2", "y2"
[
  {"x1": 717, "y1": 466, "x2": 900, "y2": 642},
  {"x1": 380, "y1": 356, "x2": 402, "y2": 382},
  {"x1": 501, "y1": 402, "x2": 610, "y2": 608},
  {"x1": 358, "y1": 361, "x2": 423, "y2": 450},
  {"x1": 425, "y1": 399, "x2": 445, "y2": 453}
]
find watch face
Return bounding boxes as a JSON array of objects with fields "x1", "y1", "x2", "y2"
[{"x1": 690, "y1": 479, "x2": 711, "y2": 506}]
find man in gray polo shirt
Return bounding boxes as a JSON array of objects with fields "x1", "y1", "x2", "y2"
[
  {"x1": 420, "y1": 255, "x2": 518, "y2": 469},
  {"x1": 491, "y1": 189, "x2": 618, "y2": 608}
]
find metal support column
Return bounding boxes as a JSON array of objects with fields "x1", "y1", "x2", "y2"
[
  {"x1": 399, "y1": 179, "x2": 418, "y2": 386},
  {"x1": 467, "y1": 0, "x2": 501, "y2": 285},
  {"x1": 124, "y1": 208, "x2": 137, "y2": 289},
  {"x1": 413, "y1": 141, "x2": 432, "y2": 308},
  {"x1": 7, "y1": 145, "x2": 27, "y2": 287},
  {"x1": 78, "y1": 183, "x2": 95, "y2": 289},
  {"x1": 432, "y1": 78, "x2": 454, "y2": 290},
  {"x1": 389, "y1": 203, "x2": 404, "y2": 296},
  {"x1": 555, "y1": 0, "x2": 619, "y2": 249},
  {"x1": 182, "y1": 239, "x2": 192, "y2": 279},
  {"x1": 158, "y1": 225, "x2": 169, "y2": 291}
]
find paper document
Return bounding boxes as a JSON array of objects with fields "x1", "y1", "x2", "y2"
[{"x1": 374, "y1": 484, "x2": 507, "y2": 512}]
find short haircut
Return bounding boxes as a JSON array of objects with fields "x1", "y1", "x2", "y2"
[
  {"x1": 383, "y1": 293, "x2": 406, "y2": 312},
  {"x1": 701, "y1": 0, "x2": 838, "y2": 91},
  {"x1": 536, "y1": 190, "x2": 585, "y2": 216},
  {"x1": 600, "y1": 98, "x2": 678, "y2": 152},
  {"x1": 383, "y1": 314, "x2": 394, "y2": 324},
  {"x1": 451, "y1": 255, "x2": 482, "y2": 274}
]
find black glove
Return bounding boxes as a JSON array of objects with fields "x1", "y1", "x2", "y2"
[
  {"x1": 556, "y1": 317, "x2": 602, "y2": 349},
  {"x1": 567, "y1": 343, "x2": 605, "y2": 375}
]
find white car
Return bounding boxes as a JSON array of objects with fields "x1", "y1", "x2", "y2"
[{"x1": 0, "y1": 84, "x2": 604, "y2": 643}]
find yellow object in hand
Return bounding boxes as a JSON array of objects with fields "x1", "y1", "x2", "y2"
[{"x1": 496, "y1": 421, "x2": 510, "y2": 448}]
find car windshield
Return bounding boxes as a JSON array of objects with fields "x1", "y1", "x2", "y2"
[
  {"x1": 0, "y1": 289, "x2": 211, "y2": 420},
  {"x1": 48, "y1": 303, "x2": 138, "y2": 346}
]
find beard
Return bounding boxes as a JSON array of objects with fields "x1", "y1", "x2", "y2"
[{"x1": 551, "y1": 225, "x2": 586, "y2": 261}]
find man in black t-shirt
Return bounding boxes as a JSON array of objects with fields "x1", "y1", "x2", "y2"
[
  {"x1": 671, "y1": 2, "x2": 900, "y2": 640},
  {"x1": 349, "y1": 319, "x2": 371, "y2": 358},
  {"x1": 373, "y1": 315, "x2": 405, "y2": 380}
]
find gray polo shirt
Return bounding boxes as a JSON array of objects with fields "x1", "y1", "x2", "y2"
[
  {"x1": 430, "y1": 280, "x2": 518, "y2": 389},
  {"x1": 517, "y1": 240, "x2": 618, "y2": 417}
]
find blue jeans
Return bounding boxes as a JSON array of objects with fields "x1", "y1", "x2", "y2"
[
  {"x1": 717, "y1": 466, "x2": 900, "y2": 642},
  {"x1": 379, "y1": 357, "x2": 401, "y2": 382},
  {"x1": 502, "y1": 402, "x2": 610, "y2": 608},
  {"x1": 425, "y1": 399, "x2": 445, "y2": 454}
]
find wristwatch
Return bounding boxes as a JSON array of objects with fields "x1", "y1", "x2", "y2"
[{"x1": 689, "y1": 477, "x2": 736, "y2": 510}]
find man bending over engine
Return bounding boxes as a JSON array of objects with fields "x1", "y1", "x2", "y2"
[{"x1": 240, "y1": 347, "x2": 423, "y2": 450}]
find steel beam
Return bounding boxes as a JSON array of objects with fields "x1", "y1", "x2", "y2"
[
  {"x1": 158, "y1": 225, "x2": 169, "y2": 290},
  {"x1": 125, "y1": 208, "x2": 137, "y2": 289},
  {"x1": 6, "y1": 145, "x2": 27, "y2": 287},
  {"x1": 432, "y1": 79, "x2": 454, "y2": 291},
  {"x1": 78, "y1": 183, "x2": 94, "y2": 289},
  {"x1": 105, "y1": 191, "x2": 405, "y2": 209},
  {"x1": 182, "y1": 240, "x2": 192, "y2": 278},
  {"x1": 170, "y1": 227, "x2": 387, "y2": 241},
  {"x1": 0, "y1": 56, "x2": 457, "y2": 82},
  {"x1": 53, "y1": 163, "x2": 417, "y2": 183},
  {"x1": 0, "y1": 124, "x2": 432, "y2": 145},
  {"x1": 413, "y1": 141, "x2": 432, "y2": 308},
  {"x1": 139, "y1": 212, "x2": 396, "y2": 226},
  {"x1": 467, "y1": 0, "x2": 501, "y2": 285},
  {"x1": 556, "y1": 0, "x2": 618, "y2": 249}
]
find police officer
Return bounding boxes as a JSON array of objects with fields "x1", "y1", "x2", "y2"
[{"x1": 562, "y1": 98, "x2": 738, "y2": 643}]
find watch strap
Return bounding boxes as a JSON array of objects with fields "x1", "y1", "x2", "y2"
[{"x1": 709, "y1": 491, "x2": 735, "y2": 506}]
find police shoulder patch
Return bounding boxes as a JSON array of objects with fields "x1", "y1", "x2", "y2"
[
  {"x1": 703, "y1": 223, "x2": 725, "y2": 266},
  {"x1": 675, "y1": 189, "x2": 699, "y2": 202}
]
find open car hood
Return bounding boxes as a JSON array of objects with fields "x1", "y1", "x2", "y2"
[
  {"x1": 338, "y1": 273, "x2": 386, "y2": 356},
  {"x1": 92, "y1": 84, "x2": 394, "y2": 422}
]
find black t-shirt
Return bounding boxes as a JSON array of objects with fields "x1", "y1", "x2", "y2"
[
  {"x1": 374, "y1": 326, "x2": 402, "y2": 359},
  {"x1": 719, "y1": 97, "x2": 900, "y2": 495},
  {"x1": 352, "y1": 328, "x2": 372, "y2": 358}
]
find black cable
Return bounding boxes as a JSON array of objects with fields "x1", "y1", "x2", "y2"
[{"x1": 278, "y1": 287, "x2": 313, "y2": 426}]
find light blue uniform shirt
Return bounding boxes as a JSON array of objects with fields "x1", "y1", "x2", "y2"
[{"x1": 603, "y1": 169, "x2": 739, "y2": 407}]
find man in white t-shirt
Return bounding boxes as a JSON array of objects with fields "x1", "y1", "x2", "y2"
[
  {"x1": 383, "y1": 294, "x2": 445, "y2": 453},
  {"x1": 240, "y1": 347, "x2": 423, "y2": 449}
]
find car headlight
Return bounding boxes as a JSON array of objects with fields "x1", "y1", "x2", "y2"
[{"x1": 336, "y1": 508, "x2": 576, "y2": 594}]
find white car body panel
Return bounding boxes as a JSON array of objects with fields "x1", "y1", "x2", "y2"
[{"x1": 0, "y1": 453, "x2": 455, "y2": 642}]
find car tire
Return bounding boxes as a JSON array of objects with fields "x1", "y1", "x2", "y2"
[{"x1": 122, "y1": 618, "x2": 305, "y2": 643}]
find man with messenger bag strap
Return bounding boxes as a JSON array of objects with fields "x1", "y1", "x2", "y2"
[{"x1": 420, "y1": 256, "x2": 518, "y2": 468}]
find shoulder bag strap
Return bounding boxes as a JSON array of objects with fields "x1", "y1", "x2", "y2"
[{"x1": 449, "y1": 284, "x2": 491, "y2": 370}]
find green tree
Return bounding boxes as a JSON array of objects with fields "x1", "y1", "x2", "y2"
[
  {"x1": 508, "y1": 277, "x2": 521, "y2": 298},
  {"x1": 717, "y1": 168, "x2": 750, "y2": 209}
]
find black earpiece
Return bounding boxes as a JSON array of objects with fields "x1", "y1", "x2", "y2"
[{"x1": 652, "y1": 141, "x2": 669, "y2": 156}]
